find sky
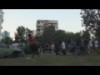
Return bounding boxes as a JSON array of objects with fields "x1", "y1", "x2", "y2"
[{"x1": 2, "y1": 9, "x2": 84, "y2": 39}]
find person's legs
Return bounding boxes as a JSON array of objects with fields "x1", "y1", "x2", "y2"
[
  {"x1": 96, "y1": 47, "x2": 99, "y2": 55},
  {"x1": 32, "y1": 51, "x2": 35, "y2": 58},
  {"x1": 98, "y1": 48, "x2": 100, "y2": 55},
  {"x1": 30, "y1": 45, "x2": 35, "y2": 59},
  {"x1": 62, "y1": 49, "x2": 65, "y2": 55},
  {"x1": 80, "y1": 46, "x2": 83, "y2": 55},
  {"x1": 71, "y1": 47, "x2": 75, "y2": 55},
  {"x1": 91, "y1": 46, "x2": 95, "y2": 54},
  {"x1": 84, "y1": 46, "x2": 87, "y2": 55},
  {"x1": 36, "y1": 48, "x2": 40, "y2": 57},
  {"x1": 88, "y1": 47, "x2": 90, "y2": 55},
  {"x1": 82, "y1": 46, "x2": 85, "y2": 54},
  {"x1": 85, "y1": 46, "x2": 88, "y2": 55},
  {"x1": 55, "y1": 48, "x2": 59, "y2": 55},
  {"x1": 33, "y1": 45, "x2": 40, "y2": 58},
  {"x1": 64, "y1": 49, "x2": 66, "y2": 55},
  {"x1": 95, "y1": 45, "x2": 99, "y2": 55}
]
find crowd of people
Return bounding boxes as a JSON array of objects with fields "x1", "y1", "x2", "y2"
[
  {"x1": 38, "y1": 38, "x2": 100, "y2": 56},
  {"x1": 9, "y1": 33, "x2": 100, "y2": 59}
]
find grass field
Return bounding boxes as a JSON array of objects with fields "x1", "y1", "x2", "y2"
[{"x1": 0, "y1": 55, "x2": 100, "y2": 66}]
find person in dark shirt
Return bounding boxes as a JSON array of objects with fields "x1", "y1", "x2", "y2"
[{"x1": 55, "y1": 42, "x2": 60, "y2": 55}]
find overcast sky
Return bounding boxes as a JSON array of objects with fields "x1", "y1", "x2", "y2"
[{"x1": 2, "y1": 9, "x2": 84, "y2": 39}]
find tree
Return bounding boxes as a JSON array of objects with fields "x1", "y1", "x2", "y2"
[
  {"x1": 1, "y1": 37, "x2": 13, "y2": 46},
  {"x1": 43, "y1": 25, "x2": 56, "y2": 44},
  {"x1": 95, "y1": 27, "x2": 100, "y2": 39},
  {"x1": 83, "y1": 31, "x2": 90, "y2": 40},
  {"x1": 74, "y1": 32, "x2": 80, "y2": 40},
  {"x1": 26, "y1": 28, "x2": 33, "y2": 33},
  {"x1": 35, "y1": 35, "x2": 44, "y2": 43},
  {"x1": 66, "y1": 32, "x2": 75, "y2": 40},
  {"x1": 95, "y1": 9, "x2": 100, "y2": 39},
  {"x1": 81, "y1": 9, "x2": 100, "y2": 40},
  {"x1": 35, "y1": 27, "x2": 84, "y2": 44},
  {"x1": 16, "y1": 26, "x2": 26, "y2": 43},
  {"x1": 55, "y1": 30, "x2": 67, "y2": 42},
  {"x1": 25, "y1": 28, "x2": 33, "y2": 37},
  {"x1": 14, "y1": 33, "x2": 19, "y2": 42}
]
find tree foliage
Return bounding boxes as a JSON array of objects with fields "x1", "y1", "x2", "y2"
[
  {"x1": 43, "y1": 25, "x2": 56, "y2": 44},
  {"x1": 16, "y1": 26, "x2": 26, "y2": 43},
  {"x1": 15, "y1": 26, "x2": 33, "y2": 43},
  {"x1": 81, "y1": 9, "x2": 100, "y2": 39},
  {"x1": 1, "y1": 37, "x2": 13, "y2": 45}
]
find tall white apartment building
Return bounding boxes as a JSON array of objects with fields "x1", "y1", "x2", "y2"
[{"x1": 36, "y1": 20, "x2": 58, "y2": 36}]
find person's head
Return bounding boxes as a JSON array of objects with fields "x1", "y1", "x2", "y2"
[{"x1": 28, "y1": 33, "x2": 34, "y2": 39}]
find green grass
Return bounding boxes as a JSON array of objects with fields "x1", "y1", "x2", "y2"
[{"x1": 0, "y1": 55, "x2": 100, "y2": 66}]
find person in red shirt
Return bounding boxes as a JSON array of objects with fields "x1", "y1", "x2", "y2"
[{"x1": 27, "y1": 34, "x2": 40, "y2": 58}]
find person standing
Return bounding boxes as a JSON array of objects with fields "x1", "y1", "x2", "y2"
[
  {"x1": 61, "y1": 41, "x2": 66, "y2": 55},
  {"x1": 55, "y1": 42, "x2": 60, "y2": 55},
  {"x1": 70, "y1": 40, "x2": 76, "y2": 55},
  {"x1": 95, "y1": 39, "x2": 99, "y2": 54},
  {"x1": 51, "y1": 42, "x2": 55, "y2": 55},
  {"x1": 27, "y1": 34, "x2": 39, "y2": 59},
  {"x1": 88, "y1": 40, "x2": 93, "y2": 54},
  {"x1": 80, "y1": 39, "x2": 84, "y2": 55}
]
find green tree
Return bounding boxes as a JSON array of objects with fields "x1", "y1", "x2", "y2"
[
  {"x1": 26, "y1": 28, "x2": 33, "y2": 34},
  {"x1": 95, "y1": 9, "x2": 100, "y2": 39},
  {"x1": 43, "y1": 25, "x2": 56, "y2": 44},
  {"x1": 73, "y1": 32, "x2": 80, "y2": 40},
  {"x1": 95, "y1": 27, "x2": 100, "y2": 39},
  {"x1": 35, "y1": 35, "x2": 44, "y2": 43},
  {"x1": 55, "y1": 30, "x2": 67, "y2": 42},
  {"x1": 14, "y1": 33, "x2": 20, "y2": 42},
  {"x1": 83, "y1": 31, "x2": 90, "y2": 40},
  {"x1": 80, "y1": 9, "x2": 100, "y2": 39},
  {"x1": 1, "y1": 37, "x2": 13, "y2": 46},
  {"x1": 25, "y1": 28, "x2": 33, "y2": 37},
  {"x1": 16, "y1": 26, "x2": 26, "y2": 43}
]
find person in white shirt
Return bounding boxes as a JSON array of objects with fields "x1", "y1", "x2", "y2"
[
  {"x1": 95, "y1": 40, "x2": 99, "y2": 49},
  {"x1": 61, "y1": 41, "x2": 66, "y2": 55},
  {"x1": 51, "y1": 42, "x2": 55, "y2": 55},
  {"x1": 88, "y1": 40, "x2": 93, "y2": 54}
]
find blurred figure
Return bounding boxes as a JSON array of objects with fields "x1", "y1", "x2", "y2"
[
  {"x1": 84, "y1": 39, "x2": 89, "y2": 54},
  {"x1": 65, "y1": 40, "x2": 70, "y2": 53},
  {"x1": 61, "y1": 41, "x2": 66, "y2": 55},
  {"x1": 80, "y1": 39, "x2": 85, "y2": 55},
  {"x1": 75, "y1": 39, "x2": 81, "y2": 55},
  {"x1": 51, "y1": 42, "x2": 55, "y2": 55},
  {"x1": 27, "y1": 34, "x2": 40, "y2": 59},
  {"x1": 94, "y1": 39, "x2": 99, "y2": 54},
  {"x1": 45, "y1": 43, "x2": 49, "y2": 54},
  {"x1": 55, "y1": 41, "x2": 60, "y2": 55},
  {"x1": 70, "y1": 40, "x2": 76, "y2": 55},
  {"x1": 88, "y1": 40, "x2": 93, "y2": 54}
]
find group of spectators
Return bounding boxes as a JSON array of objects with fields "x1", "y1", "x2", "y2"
[
  {"x1": 39, "y1": 38, "x2": 100, "y2": 56},
  {"x1": 9, "y1": 33, "x2": 100, "y2": 59}
]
